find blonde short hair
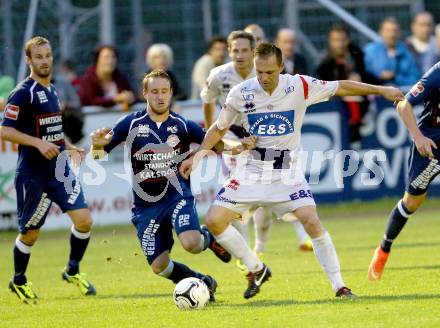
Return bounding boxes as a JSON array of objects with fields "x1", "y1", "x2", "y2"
[{"x1": 146, "y1": 43, "x2": 174, "y2": 68}]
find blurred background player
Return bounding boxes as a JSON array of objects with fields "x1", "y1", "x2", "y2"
[
  {"x1": 191, "y1": 36, "x2": 228, "y2": 99},
  {"x1": 201, "y1": 30, "x2": 312, "y2": 274},
  {"x1": 0, "y1": 36, "x2": 96, "y2": 303},
  {"x1": 90, "y1": 69, "x2": 255, "y2": 301},
  {"x1": 368, "y1": 62, "x2": 440, "y2": 281},
  {"x1": 181, "y1": 42, "x2": 403, "y2": 299}
]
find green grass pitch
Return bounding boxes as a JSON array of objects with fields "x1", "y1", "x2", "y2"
[{"x1": 1, "y1": 198, "x2": 439, "y2": 327}]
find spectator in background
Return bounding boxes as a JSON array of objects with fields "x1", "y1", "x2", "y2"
[
  {"x1": 78, "y1": 45, "x2": 135, "y2": 108},
  {"x1": 0, "y1": 73, "x2": 15, "y2": 111},
  {"x1": 275, "y1": 28, "x2": 308, "y2": 75},
  {"x1": 191, "y1": 36, "x2": 227, "y2": 99},
  {"x1": 52, "y1": 72, "x2": 84, "y2": 144},
  {"x1": 58, "y1": 59, "x2": 79, "y2": 85},
  {"x1": 364, "y1": 17, "x2": 420, "y2": 87},
  {"x1": 316, "y1": 24, "x2": 372, "y2": 147},
  {"x1": 146, "y1": 43, "x2": 187, "y2": 101},
  {"x1": 244, "y1": 24, "x2": 266, "y2": 46},
  {"x1": 406, "y1": 12, "x2": 438, "y2": 74}
]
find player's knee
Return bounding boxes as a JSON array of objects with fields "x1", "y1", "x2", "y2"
[
  {"x1": 74, "y1": 215, "x2": 93, "y2": 232},
  {"x1": 402, "y1": 195, "x2": 424, "y2": 213},
  {"x1": 300, "y1": 215, "x2": 323, "y2": 237},
  {"x1": 205, "y1": 215, "x2": 217, "y2": 231},
  {"x1": 180, "y1": 235, "x2": 202, "y2": 253},
  {"x1": 20, "y1": 229, "x2": 39, "y2": 246}
]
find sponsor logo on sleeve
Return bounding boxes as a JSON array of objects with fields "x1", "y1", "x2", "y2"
[
  {"x1": 410, "y1": 82, "x2": 425, "y2": 97},
  {"x1": 4, "y1": 104, "x2": 20, "y2": 120}
]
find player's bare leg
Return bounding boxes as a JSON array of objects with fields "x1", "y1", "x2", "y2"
[
  {"x1": 294, "y1": 205, "x2": 355, "y2": 298},
  {"x1": 368, "y1": 192, "x2": 425, "y2": 281},
  {"x1": 205, "y1": 205, "x2": 271, "y2": 299},
  {"x1": 62, "y1": 208, "x2": 96, "y2": 295},
  {"x1": 283, "y1": 213, "x2": 313, "y2": 251},
  {"x1": 253, "y1": 207, "x2": 272, "y2": 257}
]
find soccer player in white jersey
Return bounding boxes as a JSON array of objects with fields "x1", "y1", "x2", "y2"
[
  {"x1": 201, "y1": 31, "x2": 312, "y2": 272},
  {"x1": 182, "y1": 43, "x2": 404, "y2": 299}
]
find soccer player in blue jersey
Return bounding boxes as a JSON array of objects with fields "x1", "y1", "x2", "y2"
[
  {"x1": 90, "y1": 69, "x2": 254, "y2": 301},
  {"x1": 0, "y1": 37, "x2": 96, "y2": 303},
  {"x1": 368, "y1": 62, "x2": 440, "y2": 281}
]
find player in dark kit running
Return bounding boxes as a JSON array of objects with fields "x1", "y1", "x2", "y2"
[
  {"x1": 90, "y1": 69, "x2": 255, "y2": 301},
  {"x1": 368, "y1": 62, "x2": 440, "y2": 281},
  {"x1": 0, "y1": 37, "x2": 95, "y2": 303}
]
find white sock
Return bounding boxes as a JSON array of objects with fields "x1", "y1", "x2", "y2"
[
  {"x1": 15, "y1": 237, "x2": 32, "y2": 254},
  {"x1": 292, "y1": 220, "x2": 309, "y2": 245},
  {"x1": 311, "y1": 232, "x2": 345, "y2": 292},
  {"x1": 253, "y1": 207, "x2": 272, "y2": 253},
  {"x1": 215, "y1": 225, "x2": 263, "y2": 272},
  {"x1": 231, "y1": 219, "x2": 250, "y2": 244},
  {"x1": 158, "y1": 261, "x2": 174, "y2": 278}
]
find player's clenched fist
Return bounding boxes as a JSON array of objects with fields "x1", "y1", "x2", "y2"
[{"x1": 90, "y1": 127, "x2": 113, "y2": 147}]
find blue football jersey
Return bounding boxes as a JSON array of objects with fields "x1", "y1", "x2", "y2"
[
  {"x1": 103, "y1": 109, "x2": 205, "y2": 206},
  {"x1": 406, "y1": 62, "x2": 440, "y2": 142},
  {"x1": 1, "y1": 77, "x2": 65, "y2": 173}
]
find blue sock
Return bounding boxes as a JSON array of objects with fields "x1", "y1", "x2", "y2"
[
  {"x1": 381, "y1": 200, "x2": 412, "y2": 252},
  {"x1": 67, "y1": 227, "x2": 91, "y2": 275}
]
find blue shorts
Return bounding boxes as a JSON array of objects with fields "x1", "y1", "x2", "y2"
[
  {"x1": 406, "y1": 142, "x2": 440, "y2": 196},
  {"x1": 131, "y1": 194, "x2": 200, "y2": 264},
  {"x1": 15, "y1": 170, "x2": 88, "y2": 233}
]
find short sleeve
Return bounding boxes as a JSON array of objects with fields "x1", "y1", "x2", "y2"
[
  {"x1": 200, "y1": 70, "x2": 221, "y2": 104},
  {"x1": 1, "y1": 88, "x2": 29, "y2": 128},
  {"x1": 299, "y1": 75, "x2": 338, "y2": 107},
  {"x1": 103, "y1": 114, "x2": 132, "y2": 153},
  {"x1": 405, "y1": 65, "x2": 438, "y2": 106},
  {"x1": 186, "y1": 120, "x2": 205, "y2": 144}
]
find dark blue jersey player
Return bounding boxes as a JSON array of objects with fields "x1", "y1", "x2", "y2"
[
  {"x1": 90, "y1": 69, "x2": 254, "y2": 301},
  {"x1": 368, "y1": 62, "x2": 440, "y2": 281},
  {"x1": 0, "y1": 37, "x2": 96, "y2": 303}
]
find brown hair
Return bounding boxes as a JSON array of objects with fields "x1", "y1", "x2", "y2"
[
  {"x1": 142, "y1": 69, "x2": 172, "y2": 91},
  {"x1": 25, "y1": 36, "x2": 51, "y2": 57},
  {"x1": 254, "y1": 42, "x2": 283, "y2": 66},
  {"x1": 227, "y1": 30, "x2": 255, "y2": 49},
  {"x1": 94, "y1": 45, "x2": 118, "y2": 64}
]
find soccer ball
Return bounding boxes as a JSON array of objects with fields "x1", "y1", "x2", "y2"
[{"x1": 173, "y1": 277, "x2": 210, "y2": 310}]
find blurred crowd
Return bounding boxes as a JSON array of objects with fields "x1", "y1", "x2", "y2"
[{"x1": 1, "y1": 12, "x2": 440, "y2": 146}]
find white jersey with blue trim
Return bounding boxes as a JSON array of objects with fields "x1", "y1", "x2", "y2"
[{"x1": 221, "y1": 74, "x2": 338, "y2": 180}]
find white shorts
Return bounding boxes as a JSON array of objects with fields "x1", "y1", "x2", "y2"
[{"x1": 213, "y1": 176, "x2": 316, "y2": 218}]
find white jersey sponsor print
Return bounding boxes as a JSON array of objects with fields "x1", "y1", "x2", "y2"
[{"x1": 222, "y1": 74, "x2": 338, "y2": 182}]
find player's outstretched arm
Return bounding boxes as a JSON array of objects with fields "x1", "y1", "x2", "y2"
[
  {"x1": 180, "y1": 124, "x2": 229, "y2": 179},
  {"x1": 396, "y1": 99, "x2": 437, "y2": 159},
  {"x1": 219, "y1": 136, "x2": 258, "y2": 155},
  {"x1": 90, "y1": 127, "x2": 112, "y2": 160},
  {"x1": 335, "y1": 80, "x2": 405, "y2": 102},
  {"x1": 203, "y1": 102, "x2": 216, "y2": 129},
  {"x1": 0, "y1": 126, "x2": 60, "y2": 160}
]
